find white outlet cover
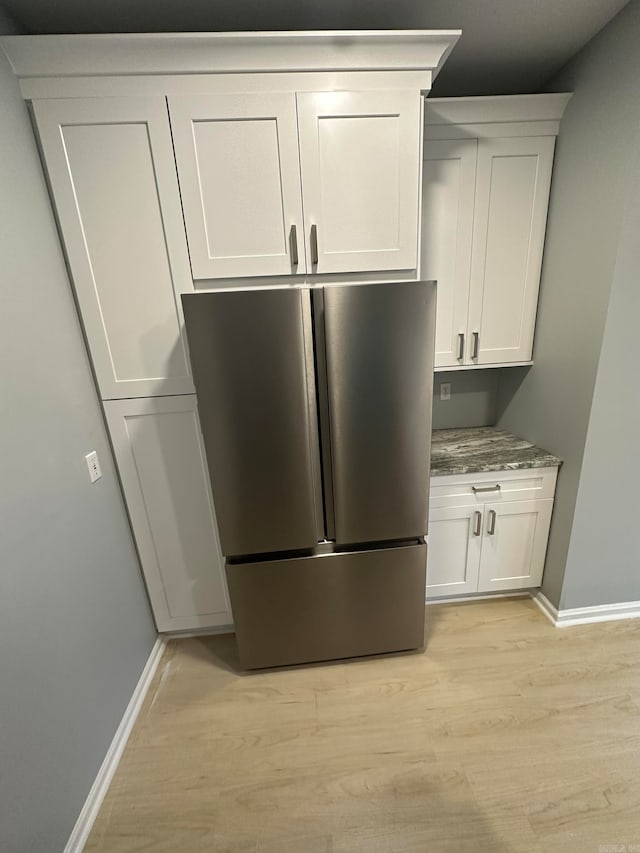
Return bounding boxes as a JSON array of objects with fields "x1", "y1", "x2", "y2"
[
  {"x1": 440, "y1": 383, "x2": 452, "y2": 401},
  {"x1": 85, "y1": 450, "x2": 102, "y2": 483}
]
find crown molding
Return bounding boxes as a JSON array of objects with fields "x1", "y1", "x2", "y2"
[
  {"x1": 425, "y1": 92, "x2": 572, "y2": 126},
  {"x1": 0, "y1": 30, "x2": 460, "y2": 80}
]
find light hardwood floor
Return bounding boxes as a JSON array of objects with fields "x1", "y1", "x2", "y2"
[{"x1": 87, "y1": 598, "x2": 640, "y2": 852}]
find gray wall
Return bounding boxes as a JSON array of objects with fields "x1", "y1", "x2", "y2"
[
  {"x1": 432, "y1": 370, "x2": 497, "y2": 430},
  {"x1": 559, "y1": 143, "x2": 640, "y2": 608},
  {"x1": 496, "y1": 0, "x2": 640, "y2": 608},
  {"x1": 0, "y1": 21, "x2": 157, "y2": 853}
]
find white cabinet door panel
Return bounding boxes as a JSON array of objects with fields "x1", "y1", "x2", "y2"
[
  {"x1": 32, "y1": 97, "x2": 194, "y2": 400},
  {"x1": 426, "y1": 506, "x2": 482, "y2": 597},
  {"x1": 468, "y1": 136, "x2": 555, "y2": 364},
  {"x1": 478, "y1": 499, "x2": 553, "y2": 592},
  {"x1": 297, "y1": 90, "x2": 421, "y2": 273},
  {"x1": 422, "y1": 139, "x2": 477, "y2": 367},
  {"x1": 104, "y1": 396, "x2": 231, "y2": 632},
  {"x1": 168, "y1": 92, "x2": 304, "y2": 279}
]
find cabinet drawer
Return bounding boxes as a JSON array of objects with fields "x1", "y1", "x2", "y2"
[{"x1": 429, "y1": 467, "x2": 558, "y2": 509}]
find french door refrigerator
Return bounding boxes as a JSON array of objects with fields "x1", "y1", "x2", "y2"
[{"x1": 182, "y1": 281, "x2": 435, "y2": 669}]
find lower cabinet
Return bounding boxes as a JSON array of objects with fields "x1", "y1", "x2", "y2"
[
  {"x1": 476, "y1": 499, "x2": 553, "y2": 592},
  {"x1": 104, "y1": 395, "x2": 232, "y2": 632},
  {"x1": 426, "y1": 506, "x2": 482, "y2": 595},
  {"x1": 426, "y1": 468, "x2": 557, "y2": 598}
]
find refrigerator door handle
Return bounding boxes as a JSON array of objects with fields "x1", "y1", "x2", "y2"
[
  {"x1": 301, "y1": 289, "x2": 327, "y2": 543},
  {"x1": 311, "y1": 288, "x2": 336, "y2": 541}
]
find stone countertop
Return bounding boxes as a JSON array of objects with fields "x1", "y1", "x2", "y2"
[{"x1": 430, "y1": 427, "x2": 562, "y2": 477}]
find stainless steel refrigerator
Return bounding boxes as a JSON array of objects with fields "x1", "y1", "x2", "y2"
[{"x1": 182, "y1": 281, "x2": 435, "y2": 669}]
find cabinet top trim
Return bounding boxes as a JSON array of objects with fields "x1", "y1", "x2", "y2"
[
  {"x1": 0, "y1": 30, "x2": 461, "y2": 80},
  {"x1": 425, "y1": 93, "x2": 572, "y2": 126}
]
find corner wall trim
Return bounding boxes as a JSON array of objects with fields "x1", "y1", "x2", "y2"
[
  {"x1": 161, "y1": 623, "x2": 234, "y2": 640},
  {"x1": 64, "y1": 636, "x2": 165, "y2": 853},
  {"x1": 531, "y1": 591, "x2": 640, "y2": 627}
]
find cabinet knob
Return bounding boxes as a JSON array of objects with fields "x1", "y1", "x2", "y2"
[
  {"x1": 488, "y1": 509, "x2": 497, "y2": 535},
  {"x1": 457, "y1": 333, "x2": 465, "y2": 361},
  {"x1": 473, "y1": 510, "x2": 482, "y2": 536},
  {"x1": 472, "y1": 484, "x2": 501, "y2": 494}
]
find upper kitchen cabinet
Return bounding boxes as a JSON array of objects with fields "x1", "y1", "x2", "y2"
[
  {"x1": 422, "y1": 137, "x2": 477, "y2": 367},
  {"x1": 422, "y1": 94, "x2": 571, "y2": 369},
  {"x1": 168, "y1": 92, "x2": 305, "y2": 279},
  {"x1": 32, "y1": 97, "x2": 195, "y2": 399},
  {"x1": 170, "y1": 88, "x2": 422, "y2": 279},
  {"x1": 10, "y1": 31, "x2": 461, "y2": 294},
  {"x1": 296, "y1": 90, "x2": 422, "y2": 274}
]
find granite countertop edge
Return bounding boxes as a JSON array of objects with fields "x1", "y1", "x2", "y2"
[{"x1": 430, "y1": 427, "x2": 562, "y2": 477}]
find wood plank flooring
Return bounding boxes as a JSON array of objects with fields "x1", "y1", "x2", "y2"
[{"x1": 86, "y1": 598, "x2": 640, "y2": 852}]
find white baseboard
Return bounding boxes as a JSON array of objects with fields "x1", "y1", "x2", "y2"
[
  {"x1": 161, "y1": 623, "x2": 234, "y2": 639},
  {"x1": 426, "y1": 591, "x2": 530, "y2": 605},
  {"x1": 531, "y1": 591, "x2": 640, "y2": 627},
  {"x1": 64, "y1": 637, "x2": 165, "y2": 853},
  {"x1": 530, "y1": 591, "x2": 558, "y2": 625}
]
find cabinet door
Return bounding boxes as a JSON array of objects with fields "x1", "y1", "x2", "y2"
[
  {"x1": 168, "y1": 92, "x2": 305, "y2": 279},
  {"x1": 477, "y1": 499, "x2": 553, "y2": 592},
  {"x1": 32, "y1": 97, "x2": 194, "y2": 400},
  {"x1": 467, "y1": 136, "x2": 555, "y2": 364},
  {"x1": 297, "y1": 90, "x2": 421, "y2": 274},
  {"x1": 426, "y1": 506, "x2": 482, "y2": 597},
  {"x1": 104, "y1": 396, "x2": 231, "y2": 632},
  {"x1": 422, "y1": 139, "x2": 477, "y2": 367}
]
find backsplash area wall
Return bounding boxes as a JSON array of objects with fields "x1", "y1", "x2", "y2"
[{"x1": 432, "y1": 370, "x2": 497, "y2": 430}]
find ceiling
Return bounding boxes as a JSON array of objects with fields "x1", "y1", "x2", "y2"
[{"x1": 1, "y1": 0, "x2": 630, "y2": 95}]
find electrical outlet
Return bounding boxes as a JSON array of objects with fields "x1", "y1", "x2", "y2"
[
  {"x1": 440, "y1": 383, "x2": 452, "y2": 401},
  {"x1": 85, "y1": 451, "x2": 102, "y2": 484}
]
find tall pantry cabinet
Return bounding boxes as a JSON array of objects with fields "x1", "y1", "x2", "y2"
[
  {"x1": 33, "y1": 95, "x2": 226, "y2": 631},
  {"x1": 10, "y1": 31, "x2": 460, "y2": 631}
]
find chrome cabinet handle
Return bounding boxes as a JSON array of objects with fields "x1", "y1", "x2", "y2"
[
  {"x1": 289, "y1": 224, "x2": 299, "y2": 266},
  {"x1": 488, "y1": 509, "x2": 497, "y2": 535},
  {"x1": 310, "y1": 224, "x2": 319, "y2": 266},
  {"x1": 472, "y1": 484, "x2": 501, "y2": 494},
  {"x1": 457, "y1": 333, "x2": 465, "y2": 360},
  {"x1": 471, "y1": 331, "x2": 479, "y2": 359},
  {"x1": 473, "y1": 510, "x2": 482, "y2": 537}
]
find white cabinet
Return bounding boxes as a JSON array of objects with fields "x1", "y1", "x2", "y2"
[
  {"x1": 169, "y1": 88, "x2": 422, "y2": 279},
  {"x1": 104, "y1": 395, "x2": 231, "y2": 632},
  {"x1": 426, "y1": 468, "x2": 557, "y2": 598},
  {"x1": 296, "y1": 90, "x2": 421, "y2": 274},
  {"x1": 422, "y1": 138, "x2": 477, "y2": 367},
  {"x1": 168, "y1": 92, "x2": 305, "y2": 279},
  {"x1": 477, "y1": 499, "x2": 554, "y2": 591},
  {"x1": 21, "y1": 33, "x2": 461, "y2": 636},
  {"x1": 426, "y1": 505, "x2": 482, "y2": 596},
  {"x1": 468, "y1": 137, "x2": 555, "y2": 365},
  {"x1": 422, "y1": 95, "x2": 570, "y2": 369},
  {"x1": 33, "y1": 97, "x2": 195, "y2": 399}
]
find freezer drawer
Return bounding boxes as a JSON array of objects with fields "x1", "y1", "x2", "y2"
[{"x1": 226, "y1": 541, "x2": 427, "y2": 669}]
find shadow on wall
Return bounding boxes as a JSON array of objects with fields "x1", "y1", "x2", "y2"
[{"x1": 494, "y1": 366, "x2": 531, "y2": 424}]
